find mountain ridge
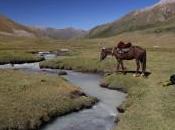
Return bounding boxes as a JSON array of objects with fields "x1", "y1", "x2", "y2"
[
  {"x1": 87, "y1": 0, "x2": 175, "y2": 38},
  {"x1": 0, "y1": 15, "x2": 87, "y2": 39}
]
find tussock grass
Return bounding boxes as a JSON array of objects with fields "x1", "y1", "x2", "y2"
[
  {"x1": 0, "y1": 51, "x2": 44, "y2": 64},
  {"x1": 1, "y1": 30, "x2": 175, "y2": 130},
  {"x1": 102, "y1": 50, "x2": 175, "y2": 130},
  {"x1": 39, "y1": 31, "x2": 175, "y2": 130},
  {"x1": 0, "y1": 70, "x2": 97, "y2": 130},
  {"x1": 42, "y1": 51, "x2": 175, "y2": 130},
  {"x1": 40, "y1": 56, "x2": 117, "y2": 73}
]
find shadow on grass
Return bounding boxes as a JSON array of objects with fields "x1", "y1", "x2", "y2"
[{"x1": 106, "y1": 70, "x2": 151, "y2": 77}]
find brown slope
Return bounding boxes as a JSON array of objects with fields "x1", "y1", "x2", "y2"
[{"x1": 87, "y1": 1, "x2": 175, "y2": 38}]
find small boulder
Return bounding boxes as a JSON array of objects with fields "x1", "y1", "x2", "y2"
[
  {"x1": 117, "y1": 105, "x2": 125, "y2": 113},
  {"x1": 58, "y1": 71, "x2": 67, "y2": 76},
  {"x1": 41, "y1": 79, "x2": 46, "y2": 82},
  {"x1": 99, "y1": 80, "x2": 109, "y2": 88},
  {"x1": 170, "y1": 74, "x2": 175, "y2": 84},
  {"x1": 114, "y1": 114, "x2": 122, "y2": 123},
  {"x1": 70, "y1": 90, "x2": 86, "y2": 98}
]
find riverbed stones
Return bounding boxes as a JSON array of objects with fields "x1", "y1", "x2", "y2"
[
  {"x1": 58, "y1": 71, "x2": 68, "y2": 75},
  {"x1": 117, "y1": 104, "x2": 125, "y2": 113},
  {"x1": 115, "y1": 113, "x2": 122, "y2": 123},
  {"x1": 99, "y1": 80, "x2": 109, "y2": 88},
  {"x1": 70, "y1": 90, "x2": 86, "y2": 98}
]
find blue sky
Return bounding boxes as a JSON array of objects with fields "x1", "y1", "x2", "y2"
[{"x1": 0, "y1": 0, "x2": 159, "y2": 30}]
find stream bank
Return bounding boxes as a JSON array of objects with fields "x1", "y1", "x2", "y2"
[{"x1": 0, "y1": 53, "x2": 126, "y2": 130}]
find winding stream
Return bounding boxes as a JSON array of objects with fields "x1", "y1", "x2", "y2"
[{"x1": 0, "y1": 54, "x2": 126, "y2": 130}]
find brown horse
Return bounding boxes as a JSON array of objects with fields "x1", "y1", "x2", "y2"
[
  {"x1": 100, "y1": 44, "x2": 147, "y2": 76},
  {"x1": 100, "y1": 47, "x2": 126, "y2": 71}
]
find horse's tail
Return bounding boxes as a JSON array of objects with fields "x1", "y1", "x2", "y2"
[{"x1": 142, "y1": 50, "x2": 147, "y2": 74}]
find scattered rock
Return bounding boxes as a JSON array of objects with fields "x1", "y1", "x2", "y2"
[
  {"x1": 99, "y1": 80, "x2": 109, "y2": 88},
  {"x1": 163, "y1": 74, "x2": 175, "y2": 86},
  {"x1": 70, "y1": 90, "x2": 86, "y2": 98},
  {"x1": 170, "y1": 74, "x2": 175, "y2": 84},
  {"x1": 117, "y1": 105, "x2": 125, "y2": 113},
  {"x1": 104, "y1": 73, "x2": 112, "y2": 76},
  {"x1": 41, "y1": 79, "x2": 46, "y2": 82},
  {"x1": 58, "y1": 71, "x2": 67, "y2": 75},
  {"x1": 115, "y1": 114, "x2": 122, "y2": 123},
  {"x1": 115, "y1": 116, "x2": 120, "y2": 123},
  {"x1": 115, "y1": 87, "x2": 128, "y2": 93}
]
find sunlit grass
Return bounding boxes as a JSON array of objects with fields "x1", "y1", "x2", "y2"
[
  {"x1": 0, "y1": 50, "x2": 44, "y2": 64},
  {"x1": 39, "y1": 32, "x2": 175, "y2": 130},
  {"x1": 0, "y1": 30, "x2": 175, "y2": 130},
  {"x1": 0, "y1": 70, "x2": 97, "y2": 130}
]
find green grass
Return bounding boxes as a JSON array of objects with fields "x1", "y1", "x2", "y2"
[
  {"x1": 104, "y1": 51, "x2": 175, "y2": 130},
  {"x1": 38, "y1": 32, "x2": 175, "y2": 130},
  {"x1": 41, "y1": 51, "x2": 175, "y2": 130},
  {"x1": 0, "y1": 35, "x2": 63, "y2": 51},
  {"x1": 104, "y1": 74, "x2": 174, "y2": 130},
  {"x1": 0, "y1": 70, "x2": 97, "y2": 130},
  {"x1": 0, "y1": 51, "x2": 44, "y2": 64},
  {"x1": 40, "y1": 56, "x2": 117, "y2": 73},
  {"x1": 1, "y1": 29, "x2": 175, "y2": 130}
]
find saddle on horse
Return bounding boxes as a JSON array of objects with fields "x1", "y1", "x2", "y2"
[{"x1": 116, "y1": 41, "x2": 132, "y2": 54}]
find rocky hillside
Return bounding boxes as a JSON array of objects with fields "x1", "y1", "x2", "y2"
[
  {"x1": 87, "y1": 0, "x2": 175, "y2": 38},
  {"x1": 0, "y1": 15, "x2": 87, "y2": 39},
  {"x1": 0, "y1": 15, "x2": 35, "y2": 37}
]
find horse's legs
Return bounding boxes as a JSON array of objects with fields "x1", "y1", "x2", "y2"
[
  {"x1": 133, "y1": 60, "x2": 140, "y2": 77},
  {"x1": 120, "y1": 60, "x2": 127, "y2": 74},
  {"x1": 116, "y1": 59, "x2": 122, "y2": 72},
  {"x1": 116, "y1": 62, "x2": 120, "y2": 72},
  {"x1": 121, "y1": 61, "x2": 124, "y2": 71},
  {"x1": 141, "y1": 62, "x2": 146, "y2": 77},
  {"x1": 116, "y1": 59, "x2": 125, "y2": 73},
  {"x1": 140, "y1": 52, "x2": 146, "y2": 77},
  {"x1": 136, "y1": 60, "x2": 140, "y2": 74}
]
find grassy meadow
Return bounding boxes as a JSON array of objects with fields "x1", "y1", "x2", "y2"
[
  {"x1": 39, "y1": 31, "x2": 175, "y2": 130},
  {"x1": 0, "y1": 50, "x2": 44, "y2": 64},
  {"x1": 104, "y1": 50, "x2": 175, "y2": 130},
  {"x1": 0, "y1": 30, "x2": 175, "y2": 130},
  {"x1": 0, "y1": 70, "x2": 97, "y2": 130}
]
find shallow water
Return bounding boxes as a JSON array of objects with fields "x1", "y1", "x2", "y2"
[
  {"x1": 42, "y1": 70, "x2": 125, "y2": 130},
  {"x1": 0, "y1": 54, "x2": 126, "y2": 130}
]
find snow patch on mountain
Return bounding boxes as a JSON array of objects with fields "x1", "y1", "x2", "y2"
[{"x1": 159, "y1": 0, "x2": 175, "y2": 4}]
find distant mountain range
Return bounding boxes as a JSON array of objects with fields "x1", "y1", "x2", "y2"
[
  {"x1": 33, "y1": 27, "x2": 87, "y2": 39},
  {"x1": 87, "y1": 0, "x2": 175, "y2": 38},
  {"x1": 0, "y1": 15, "x2": 87, "y2": 39}
]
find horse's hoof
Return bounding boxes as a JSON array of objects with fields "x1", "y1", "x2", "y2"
[
  {"x1": 133, "y1": 74, "x2": 140, "y2": 77},
  {"x1": 133, "y1": 74, "x2": 137, "y2": 77},
  {"x1": 141, "y1": 73, "x2": 145, "y2": 77}
]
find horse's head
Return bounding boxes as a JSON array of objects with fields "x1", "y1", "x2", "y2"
[{"x1": 100, "y1": 47, "x2": 108, "y2": 61}]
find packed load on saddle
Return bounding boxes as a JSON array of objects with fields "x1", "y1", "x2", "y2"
[{"x1": 116, "y1": 41, "x2": 132, "y2": 54}]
